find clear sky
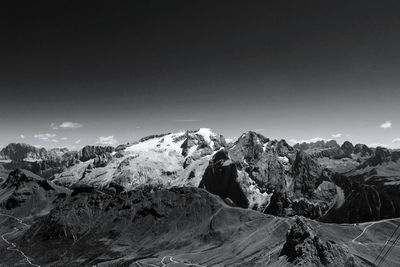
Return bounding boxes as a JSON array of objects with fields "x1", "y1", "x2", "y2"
[{"x1": 1, "y1": 0, "x2": 399, "y2": 149}]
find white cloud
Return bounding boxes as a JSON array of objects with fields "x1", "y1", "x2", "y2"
[
  {"x1": 50, "y1": 122, "x2": 83, "y2": 130},
  {"x1": 369, "y1": 143, "x2": 387, "y2": 148},
  {"x1": 392, "y1": 138, "x2": 400, "y2": 143},
  {"x1": 34, "y1": 133, "x2": 57, "y2": 141},
  {"x1": 59, "y1": 122, "x2": 83, "y2": 129},
  {"x1": 96, "y1": 136, "x2": 117, "y2": 146},
  {"x1": 75, "y1": 139, "x2": 81, "y2": 144},
  {"x1": 332, "y1": 133, "x2": 342, "y2": 138},
  {"x1": 380, "y1": 121, "x2": 392, "y2": 129},
  {"x1": 20, "y1": 134, "x2": 25, "y2": 139},
  {"x1": 60, "y1": 137, "x2": 69, "y2": 140},
  {"x1": 253, "y1": 128, "x2": 265, "y2": 132},
  {"x1": 289, "y1": 137, "x2": 331, "y2": 144}
]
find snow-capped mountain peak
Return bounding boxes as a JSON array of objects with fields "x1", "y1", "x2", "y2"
[{"x1": 53, "y1": 128, "x2": 226, "y2": 190}]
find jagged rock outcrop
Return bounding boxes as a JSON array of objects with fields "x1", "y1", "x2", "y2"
[
  {"x1": 294, "y1": 140, "x2": 373, "y2": 162},
  {"x1": 341, "y1": 141, "x2": 354, "y2": 157},
  {"x1": 280, "y1": 217, "x2": 352, "y2": 266},
  {"x1": 353, "y1": 144, "x2": 373, "y2": 157},
  {"x1": 2, "y1": 168, "x2": 32, "y2": 187},
  {"x1": 229, "y1": 132, "x2": 295, "y2": 192},
  {"x1": 229, "y1": 131, "x2": 270, "y2": 164},
  {"x1": 78, "y1": 145, "x2": 114, "y2": 162},
  {"x1": 294, "y1": 140, "x2": 340, "y2": 152}
]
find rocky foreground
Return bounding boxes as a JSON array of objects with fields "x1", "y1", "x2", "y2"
[{"x1": 0, "y1": 176, "x2": 399, "y2": 266}]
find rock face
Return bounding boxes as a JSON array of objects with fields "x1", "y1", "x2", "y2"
[
  {"x1": 199, "y1": 132, "x2": 296, "y2": 212},
  {"x1": 292, "y1": 151, "x2": 323, "y2": 197},
  {"x1": 199, "y1": 149, "x2": 249, "y2": 208},
  {"x1": 0, "y1": 143, "x2": 47, "y2": 161},
  {"x1": 280, "y1": 217, "x2": 351, "y2": 266},
  {"x1": 341, "y1": 141, "x2": 354, "y2": 157},
  {"x1": 266, "y1": 151, "x2": 337, "y2": 219},
  {"x1": 229, "y1": 132, "x2": 292, "y2": 194},
  {"x1": 78, "y1": 145, "x2": 114, "y2": 162}
]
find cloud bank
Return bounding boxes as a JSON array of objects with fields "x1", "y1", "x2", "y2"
[
  {"x1": 96, "y1": 136, "x2": 117, "y2": 146},
  {"x1": 289, "y1": 137, "x2": 331, "y2": 144},
  {"x1": 34, "y1": 133, "x2": 58, "y2": 143}
]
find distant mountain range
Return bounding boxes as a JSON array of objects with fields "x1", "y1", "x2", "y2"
[
  {"x1": 1, "y1": 128, "x2": 399, "y2": 224},
  {"x1": 0, "y1": 128, "x2": 399, "y2": 266}
]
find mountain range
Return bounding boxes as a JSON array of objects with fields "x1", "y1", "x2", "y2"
[{"x1": 0, "y1": 128, "x2": 399, "y2": 266}]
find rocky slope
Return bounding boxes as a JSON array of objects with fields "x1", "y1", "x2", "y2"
[
  {"x1": 322, "y1": 147, "x2": 400, "y2": 223},
  {"x1": 280, "y1": 217, "x2": 351, "y2": 266},
  {"x1": 0, "y1": 169, "x2": 70, "y2": 218},
  {"x1": 1, "y1": 186, "x2": 394, "y2": 266}
]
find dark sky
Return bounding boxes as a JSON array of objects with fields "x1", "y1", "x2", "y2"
[{"x1": 1, "y1": 0, "x2": 400, "y2": 148}]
